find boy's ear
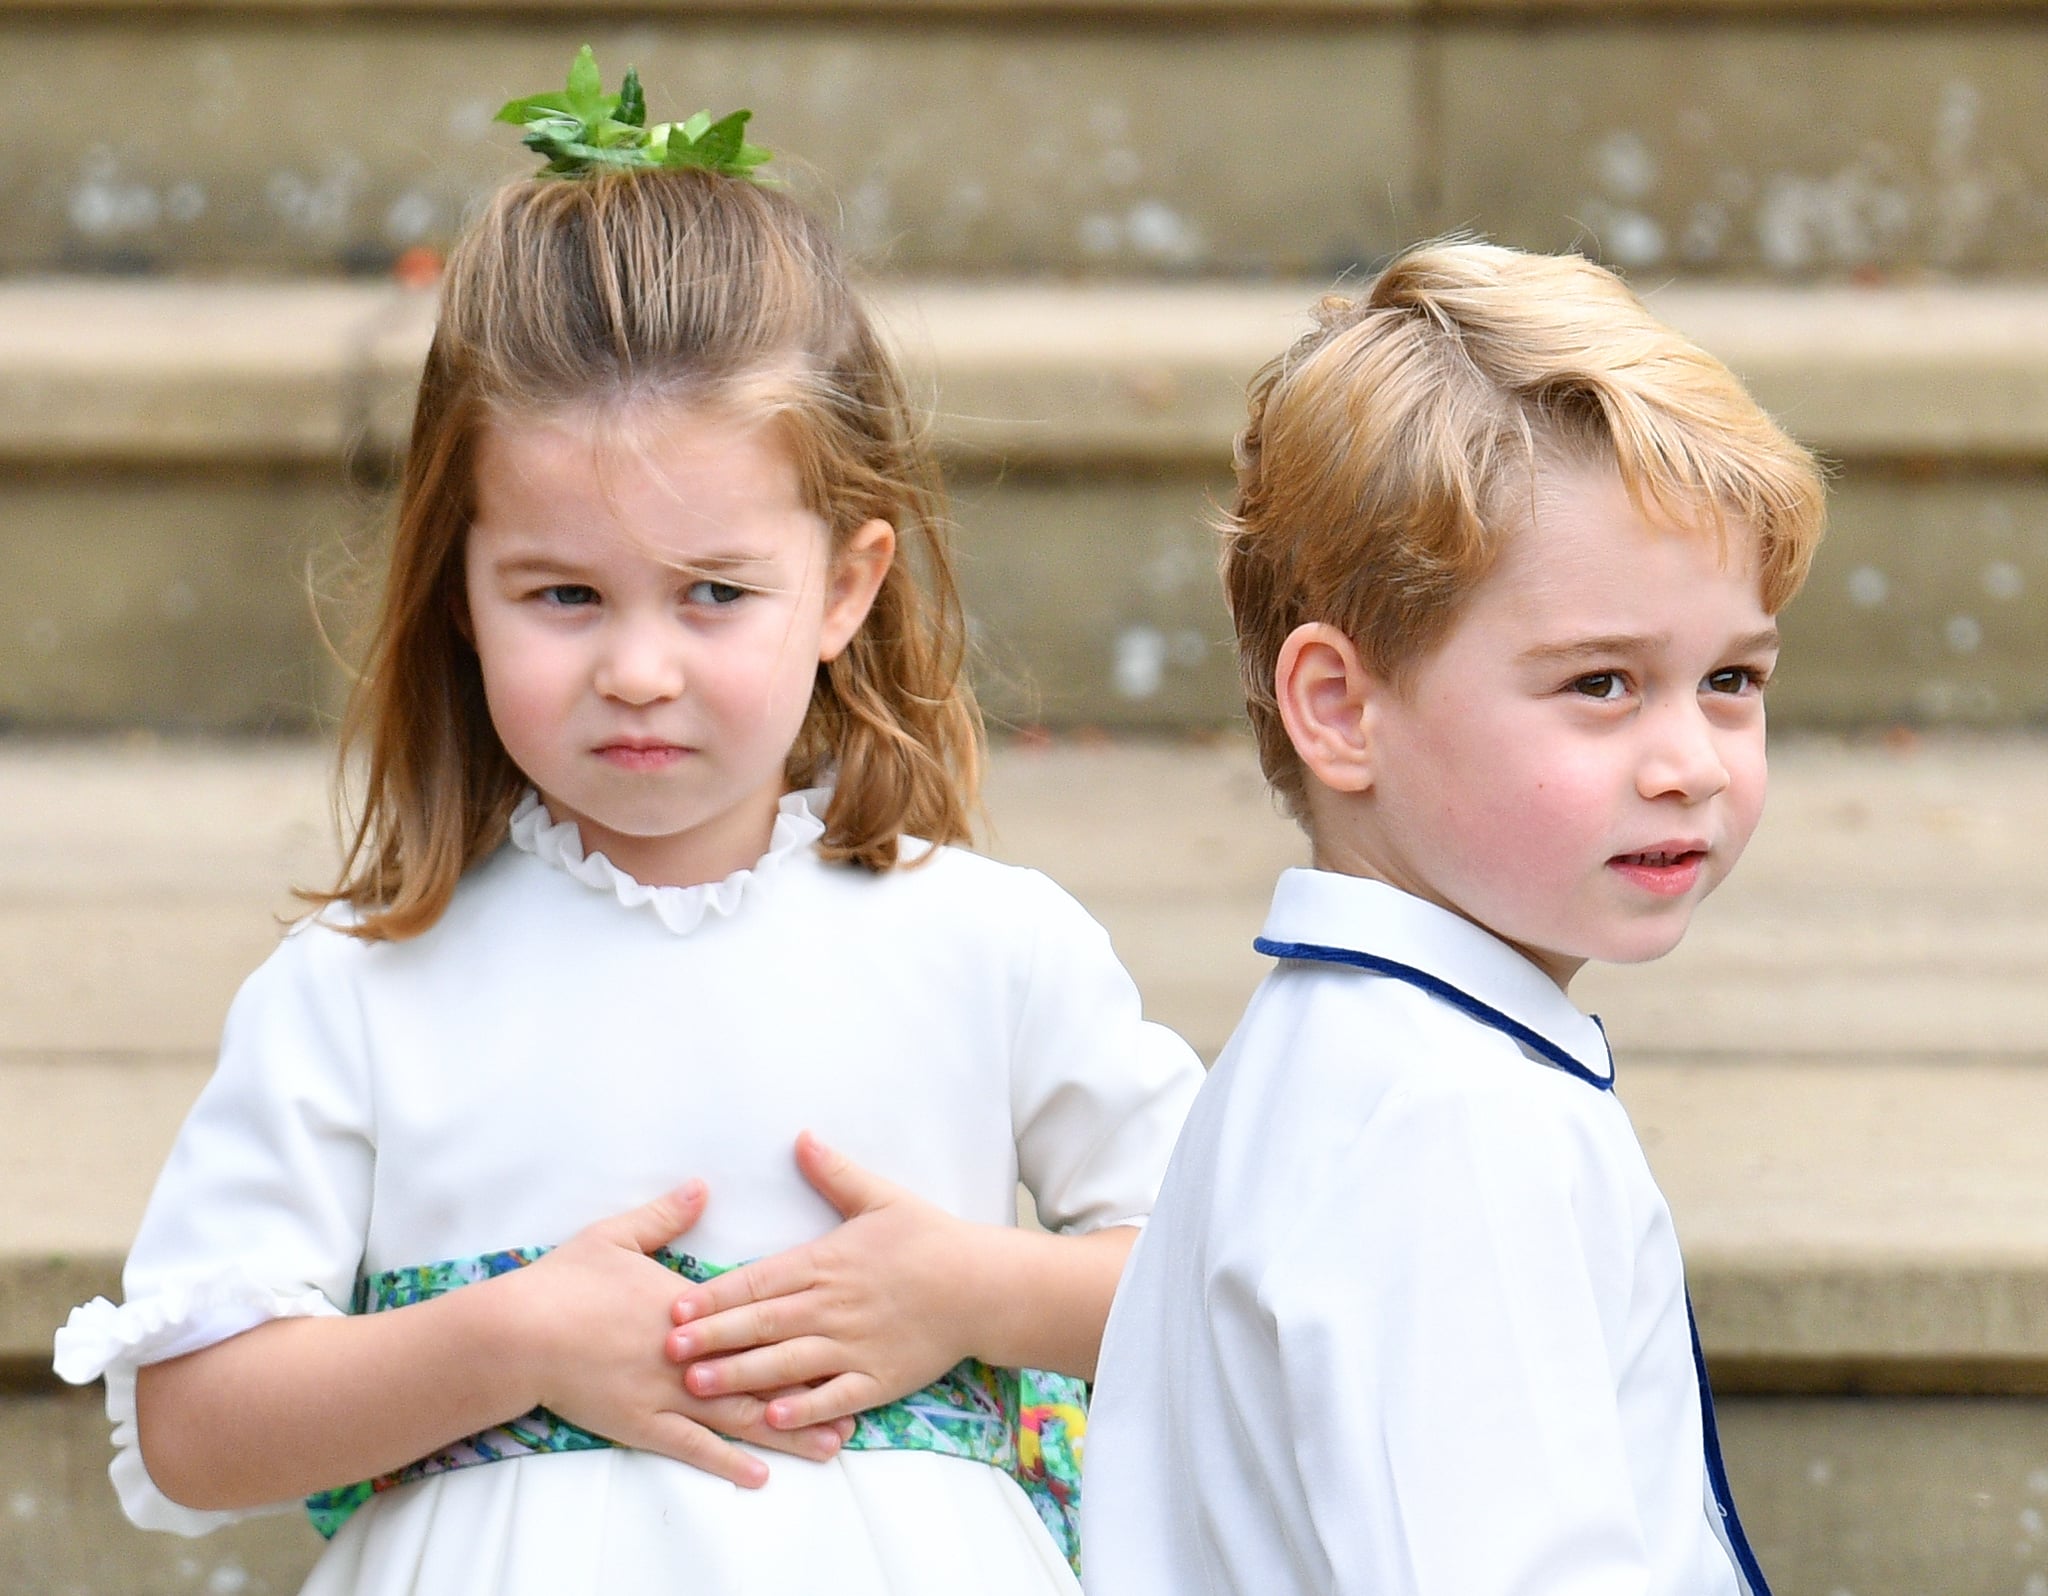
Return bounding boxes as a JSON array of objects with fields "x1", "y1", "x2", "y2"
[
  {"x1": 1274, "y1": 622, "x2": 1378, "y2": 794},
  {"x1": 819, "y1": 518, "x2": 896, "y2": 662}
]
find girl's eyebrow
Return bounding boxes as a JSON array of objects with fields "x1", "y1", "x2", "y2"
[
  {"x1": 1518, "y1": 625, "x2": 1781, "y2": 666},
  {"x1": 489, "y1": 550, "x2": 780, "y2": 578}
]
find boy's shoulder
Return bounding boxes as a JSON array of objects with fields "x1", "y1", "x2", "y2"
[{"x1": 1233, "y1": 954, "x2": 1614, "y2": 1160}]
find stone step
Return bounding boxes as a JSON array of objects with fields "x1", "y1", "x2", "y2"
[
  {"x1": 4, "y1": 732, "x2": 2047, "y2": 1067},
  {"x1": 4, "y1": 278, "x2": 2046, "y2": 733},
  {"x1": 8, "y1": 0, "x2": 2048, "y2": 278},
  {"x1": 10, "y1": 1054, "x2": 2048, "y2": 1596},
  {"x1": 4, "y1": 733, "x2": 2048, "y2": 1594}
]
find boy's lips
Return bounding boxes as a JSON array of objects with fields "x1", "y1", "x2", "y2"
[{"x1": 1607, "y1": 843, "x2": 1708, "y2": 897}]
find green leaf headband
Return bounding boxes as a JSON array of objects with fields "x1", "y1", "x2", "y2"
[{"x1": 495, "y1": 46, "x2": 773, "y2": 182}]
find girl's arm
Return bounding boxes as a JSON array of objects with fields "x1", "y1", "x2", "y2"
[
  {"x1": 137, "y1": 1184, "x2": 850, "y2": 1509},
  {"x1": 665, "y1": 1133, "x2": 1134, "y2": 1430}
]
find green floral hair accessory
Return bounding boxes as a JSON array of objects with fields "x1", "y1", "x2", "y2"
[{"x1": 495, "y1": 46, "x2": 773, "y2": 182}]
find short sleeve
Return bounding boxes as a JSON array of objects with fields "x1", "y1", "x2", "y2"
[
  {"x1": 1004, "y1": 872, "x2": 1204, "y2": 1235},
  {"x1": 52, "y1": 920, "x2": 375, "y2": 1535},
  {"x1": 1268, "y1": 1078, "x2": 1649, "y2": 1596}
]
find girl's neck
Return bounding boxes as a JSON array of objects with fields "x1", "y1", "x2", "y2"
[{"x1": 537, "y1": 778, "x2": 790, "y2": 889}]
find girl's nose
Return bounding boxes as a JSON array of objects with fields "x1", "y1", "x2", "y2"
[
  {"x1": 1637, "y1": 703, "x2": 1732, "y2": 804},
  {"x1": 593, "y1": 619, "x2": 685, "y2": 705}
]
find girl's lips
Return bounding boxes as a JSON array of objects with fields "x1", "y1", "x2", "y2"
[
  {"x1": 595, "y1": 743, "x2": 689, "y2": 772},
  {"x1": 1608, "y1": 847, "x2": 1706, "y2": 898}
]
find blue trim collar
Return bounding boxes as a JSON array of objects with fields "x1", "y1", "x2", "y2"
[{"x1": 1253, "y1": 937, "x2": 1615, "y2": 1093}]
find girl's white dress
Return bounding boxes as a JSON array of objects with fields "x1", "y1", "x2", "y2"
[{"x1": 55, "y1": 791, "x2": 1204, "y2": 1596}]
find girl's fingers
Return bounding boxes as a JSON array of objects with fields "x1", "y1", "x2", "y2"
[
  {"x1": 764, "y1": 1371, "x2": 878, "y2": 1430},
  {"x1": 692, "y1": 1394, "x2": 846, "y2": 1462},
  {"x1": 596, "y1": 1181, "x2": 708, "y2": 1256},
  {"x1": 683, "y1": 1335, "x2": 843, "y2": 1398},
  {"x1": 670, "y1": 1289, "x2": 823, "y2": 1359},
  {"x1": 794, "y1": 1131, "x2": 898, "y2": 1220},
  {"x1": 672, "y1": 1249, "x2": 818, "y2": 1328},
  {"x1": 638, "y1": 1411, "x2": 769, "y2": 1488}
]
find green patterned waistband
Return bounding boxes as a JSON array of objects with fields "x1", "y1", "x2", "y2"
[{"x1": 304, "y1": 1245, "x2": 1086, "y2": 1572}]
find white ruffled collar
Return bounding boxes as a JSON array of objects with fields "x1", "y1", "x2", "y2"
[{"x1": 507, "y1": 787, "x2": 828, "y2": 936}]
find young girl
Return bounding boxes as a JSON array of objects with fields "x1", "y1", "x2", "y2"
[{"x1": 54, "y1": 60, "x2": 1202, "y2": 1596}]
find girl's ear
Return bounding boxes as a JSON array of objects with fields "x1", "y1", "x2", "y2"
[
  {"x1": 819, "y1": 519, "x2": 896, "y2": 662},
  {"x1": 1274, "y1": 622, "x2": 1379, "y2": 795}
]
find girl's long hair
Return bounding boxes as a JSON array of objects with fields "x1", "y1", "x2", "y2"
[{"x1": 309, "y1": 169, "x2": 981, "y2": 940}]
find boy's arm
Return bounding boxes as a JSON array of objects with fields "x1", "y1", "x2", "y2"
[
  {"x1": 135, "y1": 1186, "x2": 851, "y2": 1509},
  {"x1": 1274, "y1": 1080, "x2": 1652, "y2": 1595},
  {"x1": 665, "y1": 1133, "x2": 1133, "y2": 1428}
]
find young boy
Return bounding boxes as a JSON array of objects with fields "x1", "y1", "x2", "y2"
[{"x1": 1082, "y1": 242, "x2": 1826, "y2": 1596}]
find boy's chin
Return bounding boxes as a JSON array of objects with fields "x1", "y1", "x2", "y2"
[{"x1": 1587, "y1": 917, "x2": 1697, "y2": 968}]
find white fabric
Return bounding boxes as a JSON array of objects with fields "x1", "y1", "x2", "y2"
[
  {"x1": 55, "y1": 788, "x2": 1204, "y2": 1595},
  {"x1": 1084, "y1": 868, "x2": 1750, "y2": 1596}
]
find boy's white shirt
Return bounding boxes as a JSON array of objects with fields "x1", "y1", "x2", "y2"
[{"x1": 1084, "y1": 867, "x2": 1756, "y2": 1596}]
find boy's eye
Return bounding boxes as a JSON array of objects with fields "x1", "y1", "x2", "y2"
[
  {"x1": 1706, "y1": 665, "x2": 1767, "y2": 695},
  {"x1": 538, "y1": 584, "x2": 599, "y2": 607},
  {"x1": 1568, "y1": 672, "x2": 1627, "y2": 700},
  {"x1": 686, "y1": 580, "x2": 747, "y2": 606}
]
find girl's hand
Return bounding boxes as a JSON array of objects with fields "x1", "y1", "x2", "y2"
[
  {"x1": 508, "y1": 1182, "x2": 854, "y2": 1487},
  {"x1": 663, "y1": 1133, "x2": 980, "y2": 1430}
]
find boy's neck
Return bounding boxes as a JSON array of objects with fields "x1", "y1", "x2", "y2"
[{"x1": 1304, "y1": 809, "x2": 1587, "y2": 995}]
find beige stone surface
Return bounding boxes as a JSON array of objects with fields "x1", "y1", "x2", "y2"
[
  {"x1": 1, "y1": 1386, "x2": 320, "y2": 1596},
  {"x1": 8, "y1": 10, "x2": 2048, "y2": 284},
  {"x1": 13, "y1": 279, "x2": 2048, "y2": 464},
  {"x1": 6, "y1": 734, "x2": 2048, "y2": 1378},
  {"x1": 6, "y1": 278, "x2": 2048, "y2": 734},
  {"x1": 0, "y1": 20, "x2": 1420, "y2": 276},
  {"x1": 0, "y1": 468, "x2": 355, "y2": 730},
  {"x1": 1716, "y1": 1397, "x2": 2048, "y2": 1596},
  {"x1": 3, "y1": 1394, "x2": 2043, "y2": 1596},
  {"x1": 5, "y1": 733, "x2": 2048, "y2": 1061},
  {"x1": 7, "y1": 453, "x2": 2048, "y2": 733},
  {"x1": 1441, "y1": 24, "x2": 2048, "y2": 278},
  {"x1": 15, "y1": 1383, "x2": 2048, "y2": 1596}
]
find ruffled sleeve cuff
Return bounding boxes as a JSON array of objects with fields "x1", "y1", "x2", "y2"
[{"x1": 53, "y1": 1273, "x2": 342, "y2": 1535}]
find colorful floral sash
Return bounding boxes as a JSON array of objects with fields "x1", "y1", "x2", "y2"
[{"x1": 304, "y1": 1246, "x2": 1087, "y2": 1572}]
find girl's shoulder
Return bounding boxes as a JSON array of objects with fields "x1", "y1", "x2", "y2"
[{"x1": 857, "y1": 836, "x2": 1093, "y2": 922}]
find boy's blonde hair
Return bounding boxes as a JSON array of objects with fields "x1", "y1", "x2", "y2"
[
  {"x1": 313, "y1": 168, "x2": 980, "y2": 940},
  {"x1": 1222, "y1": 241, "x2": 1827, "y2": 820}
]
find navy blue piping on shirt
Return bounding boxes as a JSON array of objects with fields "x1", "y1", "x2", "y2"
[
  {"x1": 1689, "y1": 1296, "x2": 1773, "y2": 1596},
  {"x1": 1252, "y1": 934, "x2": 1772, "y2": 1596},
  {"x1": 1251, "y1": 938, "x2": 1615, "y2": 1092}
]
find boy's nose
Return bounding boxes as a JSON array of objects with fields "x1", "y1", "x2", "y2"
[
  {"x1": 1637, "y1": 704, "x2": 1732, "y2": 803},
  {"x1": 594, "y1": 620, "x2": 685, "y2": 704}
]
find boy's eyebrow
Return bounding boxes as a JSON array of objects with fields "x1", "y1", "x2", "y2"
[{"x1": 1518, "y1": 626, "x2": 1782, "y2": 665}]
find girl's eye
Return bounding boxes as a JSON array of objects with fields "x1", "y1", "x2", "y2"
[
  {"x1": 1568, "y1": 672, "x2": 1627, "y2": 701},
  {"x1": 1706, "y1": 665, "x2": 1768, "y2": 696},
  {"x1": 539, "y1": 584, "x2": 599, "y2": 607},
  {"x1": 686, "y1": 580, "x2": 747, "y2": 607}
]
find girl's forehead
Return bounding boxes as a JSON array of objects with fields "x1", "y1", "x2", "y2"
[
  {"x1": 482, "y1": 397, "x2": 790, "y2": 471},
  {"x1": 469, "y1": 401, "x2": 824, "y2": 562},
  {"x1": 478, "y1": 402, "x2": 802, "y2": 506}
]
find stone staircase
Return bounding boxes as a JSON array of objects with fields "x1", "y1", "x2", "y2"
[
  {"x1": 6, "y1": 734, "x2": 2048, "y2": 1595},
  {"x1": 5, "y1": 0, "x2": 2048, "y2": 1591}
]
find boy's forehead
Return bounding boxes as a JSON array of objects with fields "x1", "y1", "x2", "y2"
[
  {"x1": 1520, "y1": 462, "x2": 1765, "y2": 584},
  {"x1": 1454, "y1": 463, "x2": 1774, "y2": 638}
]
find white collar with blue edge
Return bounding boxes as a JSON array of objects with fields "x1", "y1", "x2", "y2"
[{"x1": 1254, "y1": 868, "x2": 1616, "y2": 1091}]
